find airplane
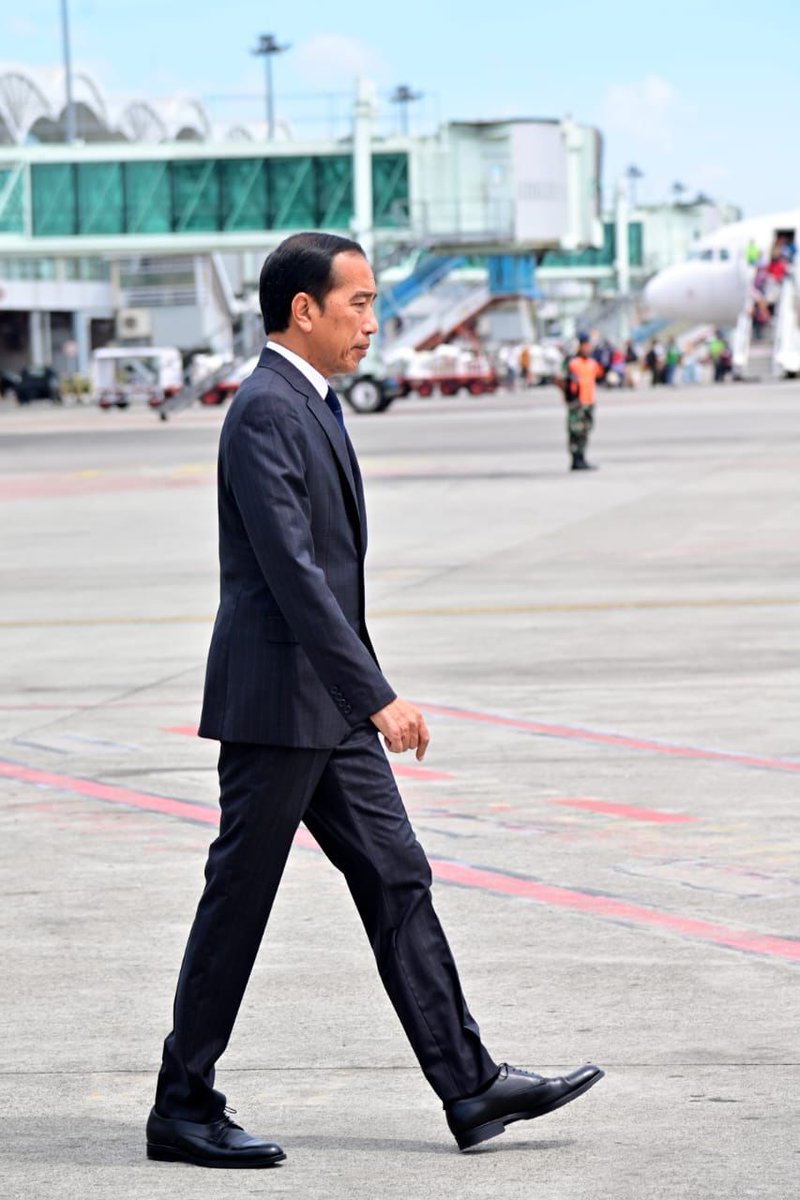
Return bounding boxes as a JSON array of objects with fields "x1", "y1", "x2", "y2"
[{"x1": 642, "y1": 209, "x2": 800, "y2": 375}]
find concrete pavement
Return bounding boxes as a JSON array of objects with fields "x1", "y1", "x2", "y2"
[{"x1": 1, "y1": 381, "x2": 798, "y2": 1198}]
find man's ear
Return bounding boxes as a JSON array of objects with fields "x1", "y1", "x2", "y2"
[{"x1": 291, "y1": 292, "x2": 315, "y2": 333}]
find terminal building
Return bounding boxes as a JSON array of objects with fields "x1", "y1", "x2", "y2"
[{"x1": 0, "y1": 66, "x2": 737, "y2": 377}]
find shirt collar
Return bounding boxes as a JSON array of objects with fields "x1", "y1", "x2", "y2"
[{"x1": 266, "y1": 340, "x2": 329, "y2": 400}]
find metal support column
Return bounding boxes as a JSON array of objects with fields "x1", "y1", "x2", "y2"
[
  {"x1": 614, "y1": 176, "x2": 631, "y2": 341},
  {"x1": 352, "y1": 78, "x2": 376, "y2": 264}
]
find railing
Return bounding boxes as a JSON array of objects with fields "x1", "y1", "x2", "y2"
[
  {"x1": 772, "y1": 274, "x2": 800, "y2": 376},
  {"x1": 409, "y1": 199, "x2": 515, "y2": 244},
  {"x1": 732, "y1": 309, "x2": 752, "y2": 374},
  {"x1": 380, "y1": 255, "x2": 465, "y2": 318}
]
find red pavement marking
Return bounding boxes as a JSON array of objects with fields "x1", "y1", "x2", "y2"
[
  {"x1": 550, "y1": 797, "x2": 696, "y2": 824},
  {"x1": 161, "y1": 725, "x2": 453, "y2": 781},
  {"x1": 418, "y1": 702, "x2": 800, "y2": 775},
  {"x1": 2, "y1": 756, "x2": 798, "y2": 964}
]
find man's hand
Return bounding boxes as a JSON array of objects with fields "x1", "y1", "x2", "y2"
[{"x1": 370, "y1": 698, "x2": 430, "y2": 761}]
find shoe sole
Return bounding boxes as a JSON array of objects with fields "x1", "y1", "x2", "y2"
[
  {"x1": 147, "y1": 1142, "x2": 286, "y2": 1168},
  {"x1": 455, "y1": 1068, "x2": 605, "y2": 1151}
]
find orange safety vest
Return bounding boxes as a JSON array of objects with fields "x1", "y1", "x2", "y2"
[{"x1": 567, "y1": 356, "x2": 602, "y2": 406}]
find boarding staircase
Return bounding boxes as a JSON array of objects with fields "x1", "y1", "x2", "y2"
[
  {"x1": 385, "y1": 282, "x2": 493, "y2": 353},
  {"x1": 732, "y1": 272, "x2": 800, "y2": 380},
  {"x1": 156, "y1": 306, "x2": 264, "y2": 422},
  {"x1": 379, "y1": 255, "x2": 465, "y2": 321}
]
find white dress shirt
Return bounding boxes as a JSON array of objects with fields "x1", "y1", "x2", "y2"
[{"x1": 266, "y1": 340, "x2": 328, "y2": 401}]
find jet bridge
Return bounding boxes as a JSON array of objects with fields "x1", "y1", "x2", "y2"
[{"x1": 0, "y1": 94, "x2": 602, "y2": 259}]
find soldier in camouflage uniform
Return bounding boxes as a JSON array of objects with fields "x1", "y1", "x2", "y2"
[{"x1": 559, "y1": 334, "x2": 603, "y2": 471}]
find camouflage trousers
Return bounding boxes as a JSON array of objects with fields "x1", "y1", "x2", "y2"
[{"x1": 567, "y1": 401, "x2": 594, "y2": 455}]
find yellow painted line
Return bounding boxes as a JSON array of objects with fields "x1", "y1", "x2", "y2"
[
  {"x1": 174, "y1": 463, "x2": 215, "y2": 475},
  {"x1": 0, "y1": 595, "x2": 798, "y2": 630}
]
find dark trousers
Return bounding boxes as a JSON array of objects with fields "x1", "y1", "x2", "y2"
[{"x1": 155, "y1": 724, "x2": 498, "y2": 1120}]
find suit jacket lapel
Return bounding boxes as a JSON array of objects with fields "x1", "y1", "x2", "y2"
[
  {"x1": 305, "y1": 391, "x2": 360, "y2": 513},
  {"x1": 258, "y1": 349, "x2": 366, "y2": 554},
  {"x1": 344, "y1": 428, "x2": 368, "y2": 556},
  {"x1": 258, "y1": 348, "x2": 361, "y2": 519}
]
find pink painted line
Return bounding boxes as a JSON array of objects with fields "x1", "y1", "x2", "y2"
[
  {"x1": 161, "y1": 725, "x2": 452, "y2": 781},
  {"x1": 0, "y1": 474, "x2": 210, "y2": 502},
  {"x1": 3, "y1": 757, "x2": 798, "y2": 963},
  {"x1": 418, "y1": 702, "x2": 800, "y2": 775},
  {"x1": 550, "y1": 797, "x2": 696, "y2": 824},
  {"x1": 387, "y1": 763, "x2": 453, "y2": 781},
  {"x1": 430, "y1": 859, "x2": 800, "y2": 962},
  {"x1": 0, "y1": 759, "x2": 219, "y2": 826}
]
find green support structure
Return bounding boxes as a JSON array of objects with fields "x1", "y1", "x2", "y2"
[{"x1": 540, "y1": 221, "x2": 644, "y2": 269}]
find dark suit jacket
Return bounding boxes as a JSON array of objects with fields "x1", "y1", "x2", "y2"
[{"x1": 198, "y1": 347, "x2": 396, "y2": 747}]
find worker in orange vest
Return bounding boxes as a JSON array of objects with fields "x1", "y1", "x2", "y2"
[{"x1": 560, "y1": 334, "x2": 603, "y2": 471}]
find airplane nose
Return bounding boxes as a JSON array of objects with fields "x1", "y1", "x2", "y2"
[
  {"x1": 643, "y1": 267, "x2": 684, "y2": 317},
  {"x1": 643, "y1": 259, "x2": 746, "y2": 325}
]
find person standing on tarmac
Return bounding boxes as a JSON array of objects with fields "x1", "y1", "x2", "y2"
[{"x1": 560, "y1": 333, "x2": 603, "y2": 471}]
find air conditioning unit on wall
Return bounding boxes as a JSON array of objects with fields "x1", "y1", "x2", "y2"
[{"x1": 116, "y1": 308, "x2": 153, "y2": 340}]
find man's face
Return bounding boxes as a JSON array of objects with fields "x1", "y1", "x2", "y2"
[
  {"x1": 578, "y1": 340, "x2": 591, "y2": 357},
  {"x1": 304, "y1": 251, "x2": 378, "y2": 377}
]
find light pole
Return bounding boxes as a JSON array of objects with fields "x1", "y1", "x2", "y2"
[
  {"x1": 626, "y1": 163, "x2": 644, "y2": 209},
  {"x1": 60, "y1": 0, "x2": 76, "y2": 142},
  {"x1": 251, "y1": 34, "x2": 290, "y2": 141},
  {"x1": 390, "y1": 84, "x2": 422, "y2": 135}
]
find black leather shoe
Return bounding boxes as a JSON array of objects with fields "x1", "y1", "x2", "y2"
[
  {"x1": 146, "y1": 1107, "x2": 285, "y2": 1168},
  {"x1": 446, "y1": 1063, "x2": 604, "y2": 1150}
]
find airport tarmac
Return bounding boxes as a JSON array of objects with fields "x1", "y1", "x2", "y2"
[{"x1": 1, "y1": 381, "x2": 798, "y2": 1199}]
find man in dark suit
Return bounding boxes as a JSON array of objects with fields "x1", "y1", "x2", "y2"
[{"x1": 147, "y1": 233, "x2": 603, "y2": 1168}]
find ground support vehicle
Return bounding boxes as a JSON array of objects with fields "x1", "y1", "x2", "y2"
[
  {"x1": 92, "y1": 347, "x2": 183, "y2": 410},
  {"x1": 401, "y1": 364, "x2": 498, "y2": 398},
  {"x1": 331, "y1": 367, "x2": 406, "y2": 414},
  {"x1": 198, "y1": 355, "x2": 258, "y2": 406},
  {"x1": 4, "y1": 366, "x2": 62, "y2": 404}
]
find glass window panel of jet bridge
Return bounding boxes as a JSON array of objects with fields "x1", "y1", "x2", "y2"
[
  {"x1": 124, "y1": 161, "x2": 171, "y2": 234},
  {"x1": 372, "y1": 153, "x2": 409, "y2": 228},
  {"x1": 628, "y1": 222, "x2": 644, "y2": 267},
  {"x1": 172, "y1": 159, "x2": 220, "y2": 233},
  {"x1": 315, "y1": 156, "x2": 353, "y2": 229},
  {"x1": 76, "y1": 163, "x2": 124, "y2": 235},
  {"x1": 219, "y1": 158, "x2": 267, "y2": 232},
  {"x1": 269, "y1": 157, "x2": 315, "y2": 230},
  {"x1": 0, "y1": 165, "x2": 25, "y2": 235},
  {"x1": 31, "y1": 163, "x2": 76, "y2": 236}
]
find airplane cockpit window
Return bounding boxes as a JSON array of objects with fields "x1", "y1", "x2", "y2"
[{"x1": 719, "y1": 248, "x2": 730, "y2": 260}]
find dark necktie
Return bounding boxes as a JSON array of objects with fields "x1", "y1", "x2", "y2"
[{"x1": 324, "y1": 386, "x2": 346, "y2": 435}]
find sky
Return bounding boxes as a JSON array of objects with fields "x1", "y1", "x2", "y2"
[{"x1": 3, "y1": 0, "x2": 799, "y2": 216}]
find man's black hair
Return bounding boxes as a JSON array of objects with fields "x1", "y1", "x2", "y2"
[{"x1": 259, "y1": 231, "x2": 366, "y2": 334}]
